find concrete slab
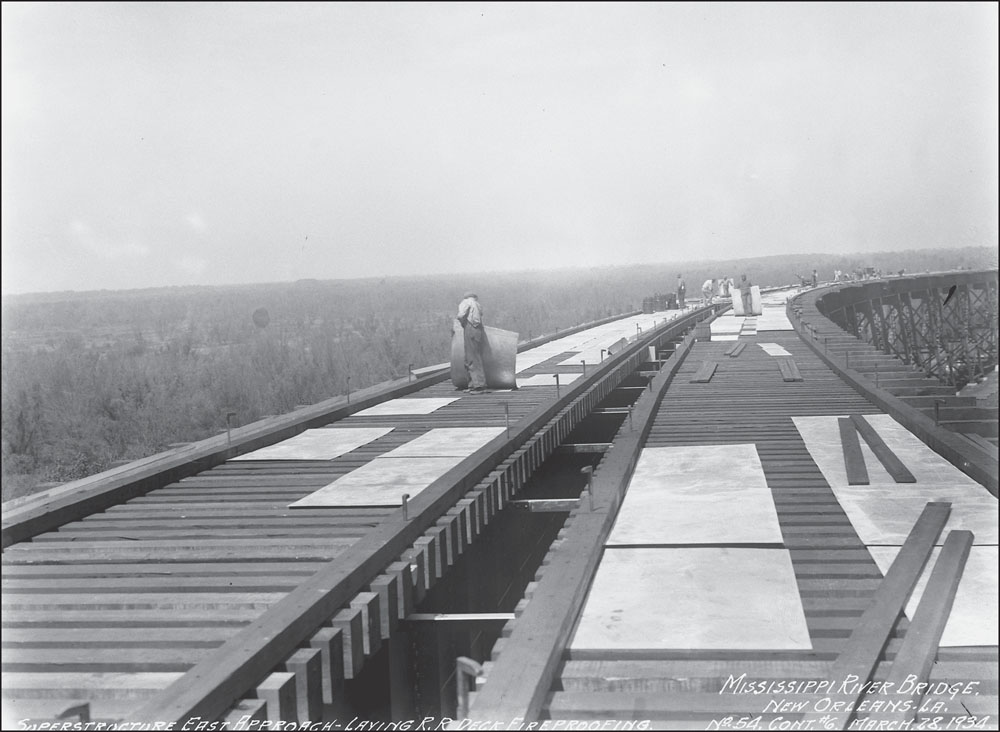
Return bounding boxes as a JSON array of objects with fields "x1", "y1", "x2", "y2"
[
  {"x1": 710, "y1": 318, "x2": 744, "y2": 335},
  {"x1": 353, "y1": 398, "x2": 460, "y2": 416},
  {"x1": 517, "y1": 373, "x2": 583, "y2": 387},
  {"x1": 868, "y1": 545, "x2": 999, "y2": 647},
  {"x1": 606, "y1": 445, "x2": 783, "y2": 545},
  {"x1": 570, "y1": 548, "x2": 812, "y2": 650},
  {"x1": 832, "y1": 485, "x2": 998, "y2": 546},
  {"x1": 378, "y1": 427, "x2": 505, "y2": 458},
  {"x1": 289, "y1": 455, "x2": 466, "y2": 507},
  {"x1": 758, "y1": 343, "x2": 793, "y2": 357},
  {"x1": 516, "y1": 351, "x2": 562, "y2": 373},
  {"x1": 231, "y1": 427, "x2": 393, "y2": 461}
]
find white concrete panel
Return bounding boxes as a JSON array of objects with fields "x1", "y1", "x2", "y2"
[
  {"x1": 289, "y1": 455, "x2": 466, "y2": 507},
  {"x1": 732, "y1": 292, "x2": 746, "y2": 316},
  {"x1": 868, "y1": 546, "x2": 998, "y2": 647},
  {"x1": 517, "y1": 373, "x2": 583, "y2": 387},
  {"x1": 832, "y1": 485, "x2": 998, "y2": 546},
  {"x1": 379, "y1": 427, "x2": 505, "y2": 458},
  {"x1": 756, "y1": 312, "x2": 795, "y2": 330},
  {"x1": 714, "y1": 335, "x2": 740, "y2": 341},
  {"x1": 606, "y1": 445, "x2": 783, "y2": 545},
  {"x1": 516, "y1": 351, "x2": 561, "y2": 373},
  {"x1": 758, "y1": 343, "x2": 792, "y2": 357},
  {"x1": 353, "y1": 398, "x2": 460, "y2": 416},
  {"x1": 710, "y1": 318, "x2": 744, "y2": 335},
  {"x1": 570, "y1": 548, "x2": 812, "y2": 650},
  {"x1": 231, "y1": 427, "x2": 393, "y2": 461}
]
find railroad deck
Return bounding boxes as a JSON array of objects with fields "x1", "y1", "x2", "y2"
[{"x1": 471, "y1": 291, "x2": 998, "y2": 729}]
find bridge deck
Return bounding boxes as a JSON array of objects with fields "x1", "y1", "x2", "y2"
[{"x1": 470, "y1": 291, "x2": 998, "y2": 728}]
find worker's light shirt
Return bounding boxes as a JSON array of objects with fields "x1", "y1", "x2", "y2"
[{"x1": 457, "y1": 297, "x2": 483, "y2": 328}]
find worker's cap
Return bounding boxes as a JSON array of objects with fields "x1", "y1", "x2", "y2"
[{"x1": 463, "y1": 291, "x2": 477, "y2": 298}]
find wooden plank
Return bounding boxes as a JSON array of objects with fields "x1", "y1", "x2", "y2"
[
  {"x1": 801, "y1": 501, "x2": 951, "y2": 729},
  {"x1": 329, "y1": 608, "x2": 364, "y2": 680},
  {"x1": 510, "y1": 499, "x2": 578, "y2": 513},
  {"x1": 349, "y1": 592, "x2": 381, "y2": 658},
  {"x1": 0, "y1": 672, "x2": 183, "y2": 699},
  {"x1": 838, "y1": 418, "x2": 870, "y2": 486},
  {"x1": 850, "y1": 414, "x2": 917, "y2": 483},
  {"x1": 254, "y1": 672, "x2": 296, "y2": 723},
  {"x1": 282, "y1": 648, "x2": 323, "y2": 724},
  {"x1": 369, "y1": 574, "x2": 399, "y2": 639},
  {"x1": 689, "y1": 362, "x2": 718, "y2": 383},
  {"x1": 307, "y1": 627, "x2": 343, "y2": 707},
  {"x1": 778, "y1": 357, "x2": 804, "y2": 382},
  {"x1": 866, "y1": 530, "x2": 973, "y2": 725}
]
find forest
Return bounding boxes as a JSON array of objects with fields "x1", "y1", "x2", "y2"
[{"x1": 2, "y1": 246, "x2": 996, "y2": 501}]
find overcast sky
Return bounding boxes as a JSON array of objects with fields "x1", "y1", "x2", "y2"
[{"x1": 2, "y1": 2, "x2": 997, "y2": 294}]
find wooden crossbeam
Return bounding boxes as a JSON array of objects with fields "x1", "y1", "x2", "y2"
[
  {"x1": 554, "y1": 443, "x2": 612, "y2": 454},
  {"x1": 690, "y1": 362, "x2": 718, "y2": 383},
  {"x1": 838, "y1": 418, "x2": 870, "y2": 485},
  {"x1": 777, "y1": 357, "x2": 803, "y2": 382},
  {"x1": 510, "y1": 499, "x2": 580, "y2": 513},
  {"x1": 802, "y1": 501, "x2": 951, "y2": 730},
  {"x1": 406, "y1": 613, "x2": 514, "y2": 623},
  {"x1": 865, "y1": 530, "x2": 973, "y2": 725},
  {"x1": 725, "y1": 342, "x2": 747, "y2": 358},
  {"x1": 850, "y1": 414, "x2": 917, "y2": 483}
]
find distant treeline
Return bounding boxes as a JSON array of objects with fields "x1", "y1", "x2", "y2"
[{"x1": 2, "y1": 246, "x2": 995, "y2": 501}]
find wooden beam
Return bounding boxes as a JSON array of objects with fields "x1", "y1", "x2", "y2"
[
  {"x1": 555, "y1": 443, "x2": 613, "y2": 454},
  {"x1": 801, "y1": 501, "x2": 952, "y2": 730},
  {"x1": 406, "y1": 613, "x2": 514, "y2": 623},
  {"x1": 838, "y1": 418, "x2": 870, "y2": 485},
  {"x1": 866, "y1": 530, "x2": 973, "y2": 725},
  {"x1": 850, "y1": 414, "x2": 917, "y2": 483},
  {"x1": 777, "y1": 357, "x2": 803, "y2": 382},
  {"x1": 510, "y1": 499, "x2": 580, "y2": 513},
  {"x1": 690, "y1": 361, "x2": 718, "y2": 383}
]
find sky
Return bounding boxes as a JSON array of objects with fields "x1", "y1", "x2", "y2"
[{"x1": 2, "y1": 2, "x2": 997, "y2": 295}]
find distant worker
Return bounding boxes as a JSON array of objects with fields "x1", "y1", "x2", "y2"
[
  {"x1": 740, "y1": 274, "x2": 753, "y2": 316},
  {"x1": 676, "y1": 274, "x2": 686, "y2": 309},
  {"x1": 701, "y1": 278, "x2": 715, "y2": 305},
  {"x1": 726, "y1": 277, "x2": 735, "y2": 297},
  {"x1": 812, "y1": 269, "x2": 818, "y2": 287},
  {"x1": 457, "y1": 292, "x2": 486, "y2": 393}
]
